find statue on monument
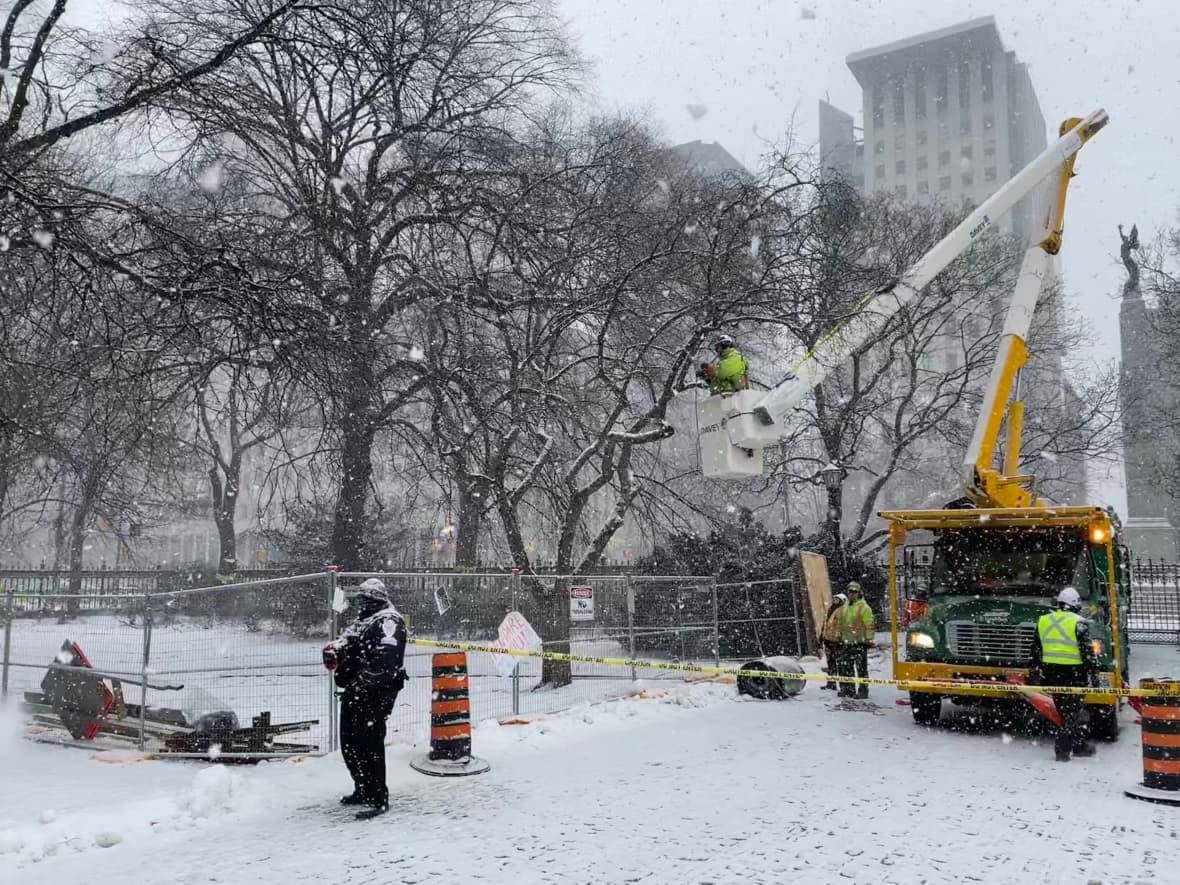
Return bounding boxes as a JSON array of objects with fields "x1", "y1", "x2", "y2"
[{"x1": 1119, "y1": 222, "x2": 1139, "y2": 297}]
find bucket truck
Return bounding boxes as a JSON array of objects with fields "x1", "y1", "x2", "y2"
[{"x1": 698, "y1": 110, "x2": 1132, "y2": 738}]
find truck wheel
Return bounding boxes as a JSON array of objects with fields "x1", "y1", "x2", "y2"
[
  {"x1": 1088, "y1": 704, "x2": 1119, "y2": 742},
  {"x1": 911, "y1": 692, "x2": 942, "y2": 726}
]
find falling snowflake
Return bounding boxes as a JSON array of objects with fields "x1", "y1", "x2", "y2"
[
  {"x1": 330, "y1": 177, "x2": 347, "y2": 195},
  {"x1": 749, "y1": 235, "x2": 761, "y2": 258},
  {"x1": 196, "y1": 160, "x2": 225, "y2": 193},
  {"x1": 801, "y1": 7, "x2": 816, "y2": 19},
  {"x1": 409, "y1": 344, "x2": 425, "y2": 361},
  {"x1": 0, "y1": 235, "x2": 8, "y2": 251},
  {"x1": 686, "y1": 103, "x2": 708, "y2": 120},
  {"x1": 1040, "y1": 450, "x2": 1058, "y2": 463},
  {"x1": 31, "y1": 229, "x2": 54, "y2": 249}
]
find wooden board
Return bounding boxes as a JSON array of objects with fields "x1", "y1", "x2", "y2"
[{"x1": 798, "y1": 552, "x2": 832, "y2": 654}]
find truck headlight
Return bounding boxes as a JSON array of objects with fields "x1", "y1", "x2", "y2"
[
  {"x1": 1090, "y1": 639, "x2": 1104, "y2": 656},
  {"x1": 908, "y1": 631, "x2": 935, "y2": 649}
]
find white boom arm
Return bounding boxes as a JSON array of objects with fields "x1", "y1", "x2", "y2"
[{"x1": 741, "y1": 109, "x2": 1109, "y2": 441}]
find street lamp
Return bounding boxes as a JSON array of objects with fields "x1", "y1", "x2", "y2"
[{"x1": 819, "y1": 462, "x2": 844, "y2": 492}]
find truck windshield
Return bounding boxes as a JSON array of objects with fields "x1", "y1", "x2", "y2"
[{"x1": 929, "y1": 529, "x2": 1088, "y2": 598}]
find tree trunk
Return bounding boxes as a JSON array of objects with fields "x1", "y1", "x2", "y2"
[
  {"x1": 331, "y1": 423, "x2": 376, "y2": 570},
  {"x1": 453, "y1": 483, "x2": 483, "y2": 568},
  {"x1": 65, "y1": 491, "x2": 93, "y2": 617},
  {"x1": 539, "y1": 574, "x2": 572, "y2": 687}
]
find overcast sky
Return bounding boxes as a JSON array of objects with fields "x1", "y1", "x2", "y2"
[{"x1": 560, "y1": 0, "x2": 1180, "y2": 514}]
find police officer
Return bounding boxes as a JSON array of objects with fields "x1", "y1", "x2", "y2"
[
  {"x1": 323, "y1": 578, "x2": 407, "y2": 817},
  {"x1": 1029, "y1": 586, "x2": 1098, "y2": 762}
]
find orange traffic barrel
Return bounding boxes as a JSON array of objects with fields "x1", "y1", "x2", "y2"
[
  {"x1": 1126, "y1": 678, "x2": 1180, "y2": 805},
  {"x1": 409, "y1": 652, "x2": 489, "y2": 778}
]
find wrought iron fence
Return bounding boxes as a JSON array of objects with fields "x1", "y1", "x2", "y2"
[{"x1": 1128, "y1": 559, "x2": 1180, "y2": 644}]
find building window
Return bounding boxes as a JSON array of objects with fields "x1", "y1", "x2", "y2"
[
  {"x1": 916, "y1": 155, "x2": 928, "y2": 171},
  {"x1": 938, "y1": 150, "x2": 950, "y2": 167},
  {"x1": 915, "y1": 68, "x2": 927, "y2": 119},
  {"x1": 982, "y1": 57, "x2": 994, "y2": 102},
  {"x1": 959, "y1": 60, "x2": 971, "y2": 110},
  {"x1": 872, "y1": 82, "x2": 885, "y2": 127},
  {"x1": 874, "y1": 140, "x2": 885, "y2": 155},
  {"x1": 895, "y1": 159, "x2": 906, "y2": 174},
  {"x1": 853, "y1": 173, "x2": 865, "y2": 188},
  {"x1": 934, "y1": 64, "x2": 948, "y2": 112},
  {"x1": 893, "y1": 78, "x2": 905, "y2": 124},
  {"x1": 983, "y1": 113, "x2": 995, "y2": 131},
  {"x1": 895, "y1": 184, "x2": 907, "y2": 198},
  {"x1": 960, "y1": 145, "x2": 973, "y2": 159},
  {"x1": 984, "y1": 143, "x2": 996, "y2": 157},
  {"x1": 875, "y1": 164, "x2": 886, "y2": 179},
  {"x1": 917, "y1": 180, "x2": 930, "y2": 194},
  {"x1": 984, "y1": 166, "x2": 997, "y2": 181},
  {"x1": 962, "y1": 172, "x2": 974, "y2": 186},
  {"x1": 895, "y1": 132, "x2": 906, "y2": 150},
  {"x1": 855, "y1": 143, "x2": 865, "y2": 157},
  {"x1": 939, "y1": 175, "x2": 952, "y2": 191},
  {"x1": 916, "y1": 130, "x2": 928, "y2": 146},
  {"x1": 960, "y1": 115, "x2": 972, "y2": 135}
]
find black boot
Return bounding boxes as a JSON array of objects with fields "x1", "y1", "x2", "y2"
[
  {"x1": 1055, "y1": 750, "x2": 1071, "y2": 762},
  {"x1": 340, "y1": 792, "x2": 367, "y2": 806},
  {"x1": 355, "y1": 798, "x2": 389, "y2": 820},
  {"x1": 1073, "y1": 743, "x2": 1096, "y2": 757}
]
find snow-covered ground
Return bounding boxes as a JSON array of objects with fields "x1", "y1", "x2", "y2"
[{"x1": 3, "y1": 643, "x2": 1180, "y2": 884}]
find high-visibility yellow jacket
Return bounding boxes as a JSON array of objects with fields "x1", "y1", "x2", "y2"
[
  {"x1": 822, "y1": 604, "x2": 845, "y2": 642},
  {"x1": 1036, "y1": 610, "x2": 1083, "y2": 666},
  {"x1": 839, "y1": 599, "x2": 874, "y2": 643},
  {"x1": 707, "y1": 347, "x2": 748, "y2": 394}
]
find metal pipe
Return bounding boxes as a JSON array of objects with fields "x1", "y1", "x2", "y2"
[{"x1": 1, "y1": 587, "x2": 13, "y2": 701}]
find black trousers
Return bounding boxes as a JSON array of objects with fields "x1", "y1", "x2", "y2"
[
  {"x1": 838, "y1": 644, "x2": 869, "y2": 697},
  {"x1": 1043, "y1": 664, "x2": 1091, "y2": 758},
  {"x1": 340, "y1": 687, "x2": 397, "y2": 804}
]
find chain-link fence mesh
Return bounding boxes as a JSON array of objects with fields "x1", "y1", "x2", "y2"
[{"x1": 2, "y1": 569, "x2": 820, "y2": 756}]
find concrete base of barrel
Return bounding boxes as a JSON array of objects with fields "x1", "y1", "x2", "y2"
[
  {"x1": 410, "y1": 755, "x2": 491, "y2": 778},
  {"x1": 1125, "y1": 782, "x2": 1180, "y2": 806}
]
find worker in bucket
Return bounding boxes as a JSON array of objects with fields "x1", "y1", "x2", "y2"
[
  {"x1": 837, "y1": 582, "x2": 874, "y2": 699},
  {"x1": 696, "y1": 334, "x2": 749, "y2": 395},
  {"x1": 820, "y1": 592, "x2": 848, "y2": 690},
  {"x1": 322, "y1": 578, "x2": 408, "y2": 818},
  {"x1": 1028, "y1": 586, "x2": 1099, "y2": 762}
]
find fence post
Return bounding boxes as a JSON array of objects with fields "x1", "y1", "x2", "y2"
[
  {"x1": 790, "y1": 578, "x2": 804, "y2": 656},
  {"x1": 711, "y1": 578, "x2": 720, "y2": 668},
  {"x1": 327, "y1": 568, "x2": 340, "y2": 753},
  {"x1": 138, "y1": 586, "x2": 152, "y2": 751},
  {"x1": 1, "y1": 585, "x2": 13, "y2": 702},
  {"x1": 510, "y1": 568, "x2": 521, "y2": 716},
  {"x1": 626, "y1": 574, "x2": 637, "y2": 682}
]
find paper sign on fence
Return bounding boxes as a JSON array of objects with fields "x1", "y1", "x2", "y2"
[
  {"x1": 494, "y1": 611, "x2": 543, "y2": 677},
  {"x1": 569, "y1": 585, "x2": 594, "y2": 622}
]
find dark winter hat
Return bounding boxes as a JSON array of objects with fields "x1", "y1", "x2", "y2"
[
  {"x1": 846, "y1": 581, "x2": 863, "y2": 596},
  {"x1": 356, "y1": 578, "x2": 390, "y2": 605}
]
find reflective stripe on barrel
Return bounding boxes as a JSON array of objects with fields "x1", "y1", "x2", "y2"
[
  {"x1": 429, "y1": 651, "x2": 472, "y2": 761},
  {"x1": 1140, "y1": 680, "x2": 1180, "y2": 791}
]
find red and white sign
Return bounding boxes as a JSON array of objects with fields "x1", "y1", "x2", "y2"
[
  {"x1": 494, "y1": 611, "x2": 542, "y2": 677},
  {"x1": 569, "y1": 585, "x2": 595, "y2": 622}
]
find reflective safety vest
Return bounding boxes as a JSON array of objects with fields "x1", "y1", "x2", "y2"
[
  {"x1": 710, "y1": 347, "x2": 749, "y2": 393},
  {"x1": 822, "y1": 605, "x2": 845, "y2": 642},
  {"x1": 839, "y1": 599, "x2": 874, "y2": 643},
  {"x1": 1037, "y1": 610, "x2": 1083, "y2": 666}
]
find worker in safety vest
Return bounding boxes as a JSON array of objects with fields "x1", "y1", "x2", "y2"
[
  {"x1": 696, "y1": 335, "x2": 749, "y2": 395},
  {"x1": 1029, "y1": 586, "x2": 1099, "y2": 762},
  {"x1": 821, "y1": 593, "x2": 848, "y2": 690},
  {"x1": 837, "y1": 582, "x2": 875, "y2": 699}
]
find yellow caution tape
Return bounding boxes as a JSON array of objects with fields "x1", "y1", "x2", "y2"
[{"x1": 410, "y1": 637, "x2": 1180, "y2": 700}]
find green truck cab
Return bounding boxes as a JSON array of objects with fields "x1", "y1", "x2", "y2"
[{"x1": 882, "y1": 506, "x2": 1131, "y2": 739}]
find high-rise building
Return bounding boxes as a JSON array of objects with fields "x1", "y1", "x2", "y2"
[
  {"x1": 819, "y1": 16, "x2": 1047, "y2": 241},
  {"x1": 817, "y1": 17, "x2": 1088, "y2": 508}
]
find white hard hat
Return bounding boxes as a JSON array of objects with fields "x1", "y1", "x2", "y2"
[
  {"x1": 835, "y1": 593, "x2": 848, "y2": 604},
  {"x1": 1056, "y1": 586, "x2": 1081, "y2": 610}
]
